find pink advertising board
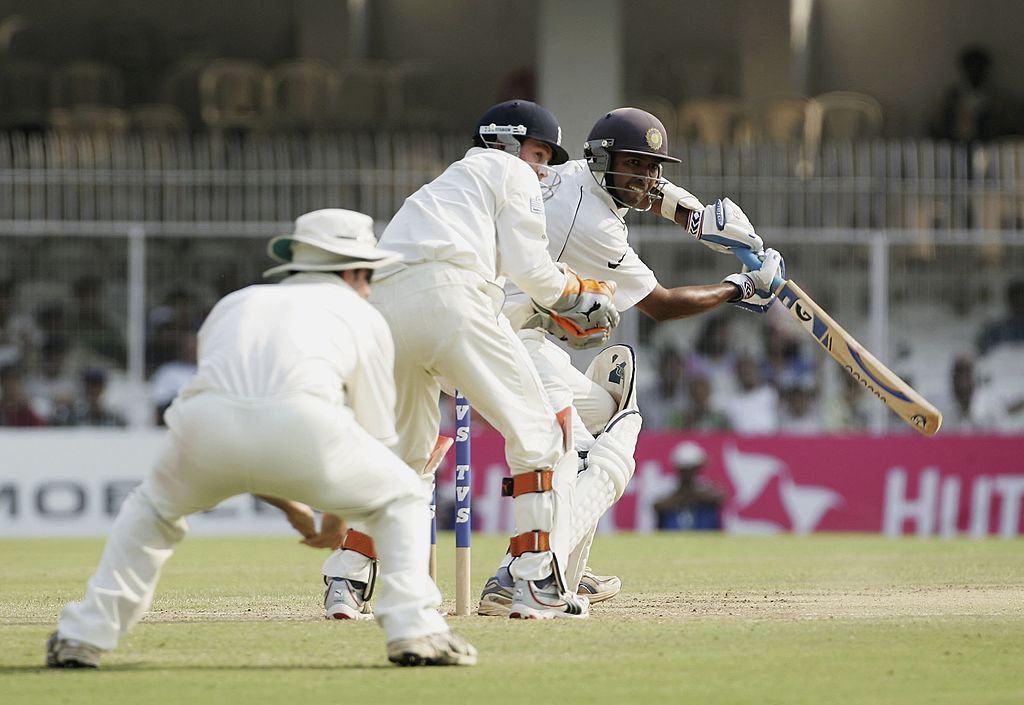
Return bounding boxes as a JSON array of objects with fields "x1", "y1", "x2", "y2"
[{"x1": 433, "y1": 431, "x2": 1024, "y2": 537}]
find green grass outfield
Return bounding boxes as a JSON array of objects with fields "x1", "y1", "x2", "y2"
[{"x1": 2, "y1": 533, "x2": 1022, "y2": 705}]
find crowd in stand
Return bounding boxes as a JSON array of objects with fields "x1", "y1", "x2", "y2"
[
  {"x1": 637, "y1": 283, "x2": 1024, "y2": 436},
  {"x1": 0, "y1": 276, "x2": 205, "y2": 428},
  {"x1": 2, "y1": 272, "x2": 1023, "y2": 433}
]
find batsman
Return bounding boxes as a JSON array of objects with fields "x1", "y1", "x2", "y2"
[{"x1": 478, "y1": 107, "x2": 785, "y2": 614}]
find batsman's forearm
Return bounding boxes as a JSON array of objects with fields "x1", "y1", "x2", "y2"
[{"x1": 636, "y1": 283, "x2": 739, "y2": 321}]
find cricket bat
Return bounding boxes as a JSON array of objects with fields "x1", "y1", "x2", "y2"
[{"x1": 738, "y1": 251, "x2": 943, "y2": 436}]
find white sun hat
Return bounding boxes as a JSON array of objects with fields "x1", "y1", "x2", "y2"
[
  {"x1": 263, "y1": 208, "x2": 402, "y2": 277},
  {"x1": 670, "y1": 441, "x2": 707, "y2": 468}
]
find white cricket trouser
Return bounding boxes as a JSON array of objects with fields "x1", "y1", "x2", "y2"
[
  {"x1": 58, "y1": 391, "x2": 447, "y2": 648},
  {"x1": 517, "y1": 330, "x2": 631, "y2": 591},
  {"x1": 371, "y1": 263, "x2": 572, "y2": 582},
  {"x1": 517, "y1": 329, "x2": 617, "y2": 445}
]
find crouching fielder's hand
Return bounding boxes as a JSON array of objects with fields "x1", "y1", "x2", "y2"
[
  {"x1": 300, "y1": 512, "x2": 349, "y2": 549},
  {"x1": 531, "y1": 270, "x2": 620, "y2": 349},
  {"x1": 722, "y1": 248, "x2": 786, "y2": 313}
]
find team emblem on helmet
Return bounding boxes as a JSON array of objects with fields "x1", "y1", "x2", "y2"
[{"x1": 645, "y1": 127, "x2": 663, "y2": 151}]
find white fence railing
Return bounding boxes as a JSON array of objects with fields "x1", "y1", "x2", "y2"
[{"x1": 2, "y1": 132, "x2": 1024, "y2": 230}]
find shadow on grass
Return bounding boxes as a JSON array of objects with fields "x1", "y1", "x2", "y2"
[{"x1": 3, "y1": 663, "x2": 397, "y2": 673}]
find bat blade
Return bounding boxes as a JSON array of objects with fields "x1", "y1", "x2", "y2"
[{"x1": 774, "y1": 279, "x2": 943, "y2": 436}]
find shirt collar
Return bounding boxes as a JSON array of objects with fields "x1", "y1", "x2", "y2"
[{"x1": 280, "y1": 271, "x2": 357, "y2": 293}]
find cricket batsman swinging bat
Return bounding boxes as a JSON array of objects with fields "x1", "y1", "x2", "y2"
[{"x1": 738, "y1": 250, "x2": 943, "y2": 436}]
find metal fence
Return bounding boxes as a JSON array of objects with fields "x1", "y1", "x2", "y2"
[
  {"x1": 2, "y1": 132, "x2": 1024, "y2": 231},
  {"x1": 1, "y1": 131, "x2": 1023, "y2": 434}
]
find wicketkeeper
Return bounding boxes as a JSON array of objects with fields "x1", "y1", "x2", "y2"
[{"x1": 318, "y1": 100, "x2": 619, "y2": 620}]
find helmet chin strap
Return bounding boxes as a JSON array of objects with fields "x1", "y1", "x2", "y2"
[
  {"x1": 588, "y1": 164, "x2": 661, "y2": 212},
  {"x1": 584, "y1": 141, "x2": 662, "y2": 212}
]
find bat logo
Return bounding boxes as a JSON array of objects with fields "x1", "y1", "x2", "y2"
[
  {"x1": 911, "y1": 414, "x2": 927, "y2": 428},
  {"x1": 794, "y1": 303, "x2": 812, "y2": 322}
]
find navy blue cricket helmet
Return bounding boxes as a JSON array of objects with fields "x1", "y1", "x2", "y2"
[{"x1": 473, "y1": 99, "x2": 569, "y2": 165}]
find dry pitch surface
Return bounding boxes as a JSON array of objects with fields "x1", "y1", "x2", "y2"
[{"x1": 1, "y1": 533, "x2": 1022, "y2": 705}]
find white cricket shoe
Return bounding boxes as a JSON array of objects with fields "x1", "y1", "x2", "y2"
[
  {"x1": 46, "y1": 631, "x2": 101, "y2": 669},
  {"x1": 323, "y1": 577, "x2": 374, "y2": 620},
  {"x1": 508, "y1": 578, "x2": 589, "y2": 620},
  {"x1": 477, "y1": 575, "x2": 513, "y2": 616},
  {"x1": 387, "y1": 630, "x2": 478, "y2": 666},
  {"x1": 576, "y1": 567, "x2": 621, "y2": 604}
]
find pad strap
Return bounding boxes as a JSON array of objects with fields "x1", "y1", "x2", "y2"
[
  {"x1": 341, "y1": 529, "x2": 378, "y2": 560},
  {"x1": 509, "y1": 530, "x2": 551, "y2": 556},
  {"x1": 501, "y1": 469, "x2": 554, "y2": 497}
]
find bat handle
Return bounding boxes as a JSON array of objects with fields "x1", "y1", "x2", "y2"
[
  {"x1": 735, "y1": 248, "x2": 787, "y2": 296},
  {"x1": 736, "y1": 248, "x2": 763, "y2": 270}
]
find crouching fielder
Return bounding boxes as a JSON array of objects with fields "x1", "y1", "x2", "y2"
[{"x1": 47, "y1": 209, "x2": 476, "y2": 669}]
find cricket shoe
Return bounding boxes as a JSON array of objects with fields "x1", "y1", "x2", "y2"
[
  {"x1": 387, "y1": 630, "x2": 478, "y2": 666},
  {"x1": 508, "y1": 577, "x2": 589, "y2": 620},
  {"x1": 324, "y1": 577, "x2": 374, "y2": 620},
  {"x1": 477, "y1": 575, "x2": 513, "y2": 616},
  {"x1": 46, "y1": 631, "x2": 101, "y2": 669},
  {"x1": 576, "y1": 567, "x2": 621, "y2": 605}
]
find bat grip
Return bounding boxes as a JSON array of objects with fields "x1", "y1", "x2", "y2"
[{"x1": 736, "y1": 249, "x2": 763, "y2": 270}]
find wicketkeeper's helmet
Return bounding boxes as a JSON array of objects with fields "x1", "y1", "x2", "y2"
[{"x1": 473, "y1": 99, "x2": 569, "y2": 165}]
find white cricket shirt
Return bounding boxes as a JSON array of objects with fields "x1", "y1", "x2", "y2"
[
  {"x1": 180, "y1": 272, "x2": 399, "y2": 446},
  {"x1": 504, "y1": 159, "x2": 658, "y2": 328},
  {"x1": 376, "y1": 147, "x2": 567, "y2": 306}
]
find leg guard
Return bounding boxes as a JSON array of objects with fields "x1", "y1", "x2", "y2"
[
  {"x1": 321, "y1": 527, "x2": 379, "y2": 598},
  {"x1": 565, "y1": 410, "x2": 642, "y2": 590},
  {"x1": 508, "y1": 446, "x2": 577, "y2": 587},
  {"x1": 582, "y1": 344, "x2": 638, "y2": 420}
]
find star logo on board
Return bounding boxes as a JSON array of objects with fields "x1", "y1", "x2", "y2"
[{"x1": 719, "y1": 444, "x2": 842, "y2": 534}]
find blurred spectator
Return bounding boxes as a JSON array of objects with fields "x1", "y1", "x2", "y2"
[
  {"x1": 641, "y1": 346, "x2": 686, "y2": 429},
  {"x1": 777, "y1": 371, "x2": 824, "y2": 435},
  {"x1": 721, "y1": 353, "x2": 778, "y2": 434},
  {"x1": 35, "y1": 302, "x2": 68, "y2": 342},
  {"x1": 761, "y1": 324, "x2": 814, "y2": 389},
  {"x1": 823, "y1": 373, "x2": 872, "y2": 433},
  {"x1": 66, "y1": 276, "x2": 126, "y2": 367},
  {"x1": 496, "y1": 67, "x2": 536, "y2": 103},
  {"x1": 976, "y1": 280, "x2": 1024, "y2": 356},
  {"x1": 24, "y1": 336, "x2": 80, "y2": 420},
  {"x1": 676, "y1": 374, "x2": 731, "y2": 432},
  {"x1": 150, "y1": 332, "x2": 198, "y2": 424},
  {"x1": 967, "y1": 349, "x2": 1024, "y2": 433},
  {"x1": 685, "y1": 314, "x2": 738, "y2": 404},
  {"x1": 936, "y1": 356, "x2": 985, "y2": 432},
  {"x1": 653, "y1": 441, "x2": 724, "y2": 530},
  {"x1": 0, "y1": 279, "x2": 42, "y2": 367},
  {"x1": 51, "y1": 368, "x2": 127, "y2": 427},
  {"x1": 146, "y1": 289, "x2": 205, "y2": 374},
  {"x1": 0, "y1": 364, "x2": 45, "y2": 426},
  {"x1": 933, "y1": 45, "x2": 1003, "y2": 143}
]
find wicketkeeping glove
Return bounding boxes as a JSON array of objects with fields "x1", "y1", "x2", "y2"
[{"x1": 532, "y1": 273, "x2": 620, "y2": 349}]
